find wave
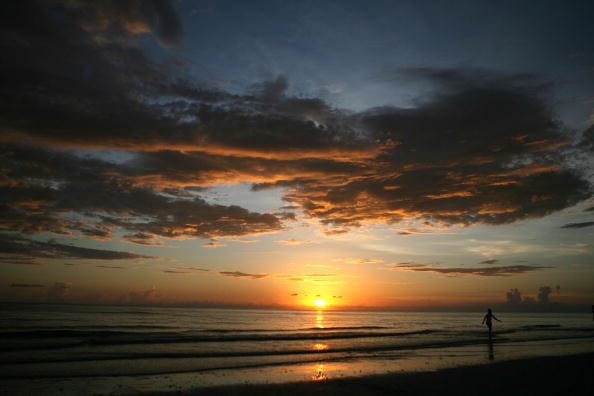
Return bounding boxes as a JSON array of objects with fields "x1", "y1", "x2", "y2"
[
  {"x1": 519, "y1": 324, "x2": 561, "y2": 330},
  {"x1": 4, "y1": 331, "x2": 594, "y2": 370},
  {"x1": 0, "y1": 334, "x2": 524, "y2": 365},
  {"x1": 2, "y1": 325, "x2": 592, "y2": 357},
  {"x1": 2, "y1": 324, "x2": 592, "y2": 346},
  {"x1": 0, "y1": 328, "x2": 436, "y2": 346},
  {"x1": 205, "y1": 325, "x2": 390, "y2": 333}
]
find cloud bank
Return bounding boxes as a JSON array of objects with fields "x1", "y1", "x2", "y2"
[{"x1": 1, "y1": 0, "x2": 592, "y2": 266}]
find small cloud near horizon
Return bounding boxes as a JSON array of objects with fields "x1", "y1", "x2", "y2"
[
  {"x1": 96, "y1": 265, "x2": 126, "y2": 270},
  {"x1": 561, "y1": 221, "x2": 594, "y2": 229},
  {"x1": 277, "y1": 238, "x2": 314, "y2": 245},
  {"x1": 505, "y1": 285, "x2": 560, "y2": 304},
  {"x1": 219, "y1": 271, "x2": 269, "y2": 279},
  {"x1": 392, "y1": 263, "x2": 549, "y2": 277}
]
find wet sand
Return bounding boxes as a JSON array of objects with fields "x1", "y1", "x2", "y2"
[{"x1": 147, "y1": 352, "x2": 594, "y2": 396}]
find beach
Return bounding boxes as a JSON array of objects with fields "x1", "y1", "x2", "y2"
[
  {"x1": 182, "y1": 352, "x2": 594, "y2": 396},
  {"x1": 2, "y1": 352, "x2": 592, "y2": 395}
]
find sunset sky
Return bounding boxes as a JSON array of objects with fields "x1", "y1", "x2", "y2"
[{"x1": 2, "y1": 0, "x2": 594, "y2": 310}]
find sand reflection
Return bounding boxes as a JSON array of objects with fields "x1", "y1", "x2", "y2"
[{"x1": 311, "y1": 364, "x2": 328, "y2": 381}]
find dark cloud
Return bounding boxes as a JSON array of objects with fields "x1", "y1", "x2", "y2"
[
  {"x1": 172, "y1": 266, "x2": 210, "y2": 272},
  {"x1": 0, "y1": 0, "x2": 591, "y2": 245},
  {"x1": 219, "y1": 271, "x2": 269, "y2": 279},
  {"x1": 0, "y1": 146, "x2": 283, "y2": 243},
  {"x1": 480, "y1": 259, "x2": 499, "y2": 264},
  {"x1": 580, "y1": 125, "x2": 594, "y2": 151},
  {"x1": 251, "y1": 75, "x2": 290, "y2": 102},
  {"x1": 506, "y1": 288, "x2": 523, "y2": 304},
  {"x1": 203, "y1": 240, "x2": 225, "y2": 248},
  {"x1": 162, "y1": 270, "x2": 191, "y2": 275},
  {"x1": 11, "y1": 283, "x2": 45, "y2": 288},
  {"x1": 122, "y1": 198, "x2": 282, "y2": 239},
  {"x1": 287, "y1": 69, "x2": 591, "y2": 228},
  {"x1": 163, "y1": 266, "x2": 210, "y2": 275},
  {"x1": 96, "y1": 265, "x2": 126, "y2": 269},
  {"x1": 123, "y1": 232, "x2": 164, "y2": 246},
  {"x1": 0, "y1": 0, "x2": 366, "y2": 157},
  {"x1": 47, "y1": 281, "x2": 72, "y2": 301},
  {"x1": 392, "y1": 263, "x2": 549, "y2": 277},
  {"x1": 0, "y1": 234, "x2": 151, "y2": 262},
  {"x1": 0, "y1": 257, "x2": 42, "y2": 266},
  {"x1": 537, "y1": 286, "x2": 553, "y2": 303},
  {"x1": 394, "y1": 262, "x2": 426, "y2": 268},
  {"x1": 0, "y1": 1, "x2": 199, "y2": 150},
  {"x1": 145, "y1": 0, "x2": 184, "y2": 46},
  {"x1": 561, "y1": 221, "x2": 594, "y2": 229},
  {"x1": 505, "y1": 285, "x2": 559, "y2": 306},
  {"x1": 120, "y1": 286, "x2": 159, "y2": 304}
]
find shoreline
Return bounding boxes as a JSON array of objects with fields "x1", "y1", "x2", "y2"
[
  {"x1": 1, "y1": 350, "x2": 593, "y2": 395},
  {"x1": 150, "y1": 352, "x2": 594, "y2": 396},
  {"x1": 2, "y1": 309, "x2": 593, "y2": 396}
]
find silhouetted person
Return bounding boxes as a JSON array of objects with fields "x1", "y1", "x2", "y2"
[{"x1": 482, "y1": 308, "x2": 501, "y2": 338}]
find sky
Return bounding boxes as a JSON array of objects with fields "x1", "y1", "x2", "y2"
[{"x1": 1, "y1": 0, "x2": 594, "y2": 311}]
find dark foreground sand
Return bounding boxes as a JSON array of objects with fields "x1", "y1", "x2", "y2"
[{"x1": 145, "y1": 353, "x2": 594, "y2": 396}]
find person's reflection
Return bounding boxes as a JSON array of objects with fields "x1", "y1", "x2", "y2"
[{"x1": 487, "y1": 338, "x2": 495, "y2": 360}]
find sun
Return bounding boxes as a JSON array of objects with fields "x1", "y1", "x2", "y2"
[{"x1": 313, "y1": 298, "x2": 326, "y2": 308}]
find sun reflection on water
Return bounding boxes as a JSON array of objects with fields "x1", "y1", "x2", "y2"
[
  {"x1": 316, "y1": 310, "x2": 324, "y2": 329},
  {"x1": 312, "y1": 343, "x2": 329, "y2": 351}
]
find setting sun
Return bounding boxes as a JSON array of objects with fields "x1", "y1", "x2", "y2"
[{"x1": 314, "y1": 298, "x2": 327, "y2": 308}]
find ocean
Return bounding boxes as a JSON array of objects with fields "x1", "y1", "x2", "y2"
[{"x1": 1, "y1": 304, "x2": 593, "y2": 394}]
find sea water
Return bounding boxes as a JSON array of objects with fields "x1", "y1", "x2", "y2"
[{"x1": 1, "y1": 304, "x2": 593, "y2": 394}]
